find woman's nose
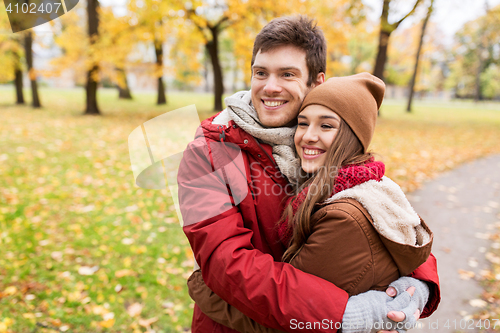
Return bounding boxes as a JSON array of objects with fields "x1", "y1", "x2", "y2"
[{"x1": 302, "y1": 127, "x2": 318, "y2": 143}]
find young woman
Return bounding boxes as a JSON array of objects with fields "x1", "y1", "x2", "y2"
[{"x1": 187, "y1": 73, "x2": 434, "y2": 333}]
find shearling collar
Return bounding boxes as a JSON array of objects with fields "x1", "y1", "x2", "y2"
[{"x1": 324, "y1": 176, "x2": 431, "y2": 247}]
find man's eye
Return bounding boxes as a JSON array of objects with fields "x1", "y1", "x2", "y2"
[
  {"x1": 255, "y1": 71, "x2": 265, "y2": 76},
  {"x1": 283, "y1": 73, "x2": 294, "y2": 77}
]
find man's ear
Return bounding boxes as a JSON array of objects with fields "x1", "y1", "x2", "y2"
[{"x1": 313, "y1": 72, "x2": 325, "y2": 87}]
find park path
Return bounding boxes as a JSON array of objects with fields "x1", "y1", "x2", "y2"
[{"x1": 405, "y1": 154, "x2": 500, "y2": 332}]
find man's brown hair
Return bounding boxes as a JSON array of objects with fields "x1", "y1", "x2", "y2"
[{"x1": 251, "y1": 16, "x2": 327, "y2": 86}]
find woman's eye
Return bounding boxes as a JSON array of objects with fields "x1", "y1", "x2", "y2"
[
  {"x1": 298, "y1": 122, "x2": 308, "y2": 127},
  {"x1": 321, "y1": 124, "x2": 334, "y2": 129}
]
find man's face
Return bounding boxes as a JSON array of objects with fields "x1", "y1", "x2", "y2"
[{"x1": 251, "y1": 45, "x2": 324, "y2": 128}]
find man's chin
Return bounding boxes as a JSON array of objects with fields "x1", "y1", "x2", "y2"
[
  {"x1": 261, "y1": 117, "x2": 296, "y2": 128},
  {"x1": 255, "y1": 105, "x2": 297, "y2": 128}
]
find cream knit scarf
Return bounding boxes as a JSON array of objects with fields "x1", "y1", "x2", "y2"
[{"x1": 225, "y1": 90, "x2": 301, "y2": 186}]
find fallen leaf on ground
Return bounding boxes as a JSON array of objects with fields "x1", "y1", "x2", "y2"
[
  {"x1": 78, "y1": 266, "x2": 99, "y2": 276},
  {"x1": 458, "y1": 269, "x2": 475, "y2": 280},
  {"x1": 3, "y1": 286, "x2": 17, "y2": 296},
  {"x1": 115, "y1": 269, "x2": 137, "y2": 278},
  {"x1": 103, "y1": 312, "x2": 115, "y2": 321},
  {"x1": 469, "y1": 299, "x2": 487, "y2": 308},
  {"x1": 486, "y1": 252, "x2": 500, "y2": 264},
  {"x1": 468, "y1": 258, "x2": 478, "y2": 268},
  {"x1": 98, "y1": 318, "x2": 115, "y2": 328},
  {"x1": 138, "y1": 317, "x2": 158, "y2": 327},
  {"x1": 51, "y1": 251, "x2": 63, "y2": 261},
  {"x1": 49, "y1": 318, "x2": 62, "y2": 327},
  {"x1": 126, "y1": 303, "x2": 143, "y2": 317}
]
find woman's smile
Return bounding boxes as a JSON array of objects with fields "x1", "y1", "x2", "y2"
[{"x1": 301, "y1": 146, "x2": 326, "y2": 159}]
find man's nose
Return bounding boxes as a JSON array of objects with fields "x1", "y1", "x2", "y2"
[{"x1": 263, "y1": 76, "x2": 282, "y2": 95}]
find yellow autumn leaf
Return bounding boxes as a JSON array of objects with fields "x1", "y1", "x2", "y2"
[
  {"x1": 98, "y1": 318, "x2": 115, "y2": 328},
  {"x1": 115, "y1": 269, "x2": 137, "y2": 278},
  {"x1": 22, "y1": 313, "x2": 35, "y2": 319},
  {"x1": 3, "y1": 286, "x2": 17, "y2": 296},
  {"x1": 0, "y1": 318, "x2": 14, "y2": 333},
  {"x1": 458, "y1": 269, "x2": 475, "y2": 280}
]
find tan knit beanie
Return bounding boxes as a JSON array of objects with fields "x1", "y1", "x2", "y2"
[{"x1": 300, "y1": 72, "x2": 385, "y2": 152}]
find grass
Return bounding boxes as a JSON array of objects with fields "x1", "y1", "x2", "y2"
[
  {"x1": 1, "y1": 87, "x2": 500, "y2": 332},
  {"x1": 373, "y1": 99, "x2": 500, "y2": 192}
]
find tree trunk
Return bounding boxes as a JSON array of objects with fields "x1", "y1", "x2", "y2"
[
  {"x1": 232, "y1": 57, "x2": 238, "y2": 93},
  {"x1": 24, "y1": 31, "x2": 42, "y2": 108},
  {"x1": 204, "y1": 51, "x2": 210, "y2": 93},
  {"x1": 474, "y1": 1, "x2": 491, "y2": 103},
  {"x1": 154, "y1": 39, "x2": 167, "y2": 105},
  {"x1": 374, "y1": 0, "x2": 423, "y2": 83},
  {"x1": 85, "y1": 67, "x2": 100, "y2": 114},
  {"x1": 206, "y1": 26, "x2": 224, "y2": 111},
  {"x1": 14, "y1": 65, "x2": 25, "y2": 105},
  {"x1": 474, "y1": 58, "x2": 484, "y2": 102},
  {"x1": 84, "y1": 0, "x2": 100, "y2": 115},
  {"x1": 373, "y1": 29, "x2": 391, "y2": 82},
  {"x1": 407, "y1": 0, "x2": 434, "y2": 112},
  {"x1": 116, "y1": 67, "x2": 133, "y2": 99}
]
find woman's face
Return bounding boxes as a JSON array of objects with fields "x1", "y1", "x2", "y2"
[{"x1": 294, "y1": 105, "x2": 341, "y2": 174}]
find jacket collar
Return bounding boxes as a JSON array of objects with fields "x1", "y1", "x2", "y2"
[{"x1": 197, "y1": 111, "x2": 287, "y2": 186}]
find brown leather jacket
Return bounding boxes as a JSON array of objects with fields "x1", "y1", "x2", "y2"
[{"x1": 188, "y1": 197, "x2": 433, "y2": 333}]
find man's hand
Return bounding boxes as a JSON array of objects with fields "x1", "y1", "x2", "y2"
[
  {"x1": 341, "y1": 277, "x2": 429, "y2": 333},
  {"x1": 377, "y1": 287, "x2": 421, "y2": 333}
]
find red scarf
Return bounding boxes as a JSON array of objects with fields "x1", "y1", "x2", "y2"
[{"x1": 277, "y1": 159, "x2": 385, "y2": 246}]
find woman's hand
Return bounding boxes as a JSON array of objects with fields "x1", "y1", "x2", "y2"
[{"x1": 378, "y1": 286, "x2": 420, "y2": 333}]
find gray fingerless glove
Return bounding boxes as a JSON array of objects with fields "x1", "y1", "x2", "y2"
[
  {"x1": 341, "y1": 277, "x2": 430, "y2": 333},
  {"x1": 389, "y1": 276, "x2": 430, "y2": 316},
  {"x1": 342, "y1": 289, "x2": 413, "y2": 333}
]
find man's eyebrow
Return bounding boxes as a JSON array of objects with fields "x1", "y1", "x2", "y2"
[
  {"x1": 279, "y1": 66, "x2": 301, "y2": 71},
  {"x1": 251, "y1": 65, "x2": 302, "y2": 72}
]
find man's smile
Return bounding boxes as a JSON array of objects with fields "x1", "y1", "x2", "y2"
[{"x1": 262, "y1": 99, "x2": 288, "y2": 108}]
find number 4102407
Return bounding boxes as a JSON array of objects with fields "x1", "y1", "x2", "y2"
[
  {"x1": 443, "y1": 319, "x2": 499, "y2": 329},
  {"x1": 5, "y1": 2, "x2": 62, "y2": 14}
]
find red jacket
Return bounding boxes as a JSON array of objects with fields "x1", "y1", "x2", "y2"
[{"x1": 179, "y1": 112, "x2": 440, "y2": 332}]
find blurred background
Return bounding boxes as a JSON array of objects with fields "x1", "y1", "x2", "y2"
[{"x1": 1, "y1": 0, "x2": 500, "y2": 332}]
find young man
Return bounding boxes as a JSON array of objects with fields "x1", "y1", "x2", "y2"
[{"x1": 178, "y1": 16, "x2": 440, "y2": 332}]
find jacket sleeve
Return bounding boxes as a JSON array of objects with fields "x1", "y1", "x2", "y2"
[
  {"x1": 408, "y1": 253, "x2": 440, "y2": 318},
  {"x1": 179, "y1": 138, "x2": 349, "y2": 332},
  {"x1": 188, "y1": 270, "x2": 285, "y2": 333}
]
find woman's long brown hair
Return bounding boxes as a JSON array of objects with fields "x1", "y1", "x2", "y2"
[{"x1": 282, "y1": 118, "x2": 373, "y2": 263}]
